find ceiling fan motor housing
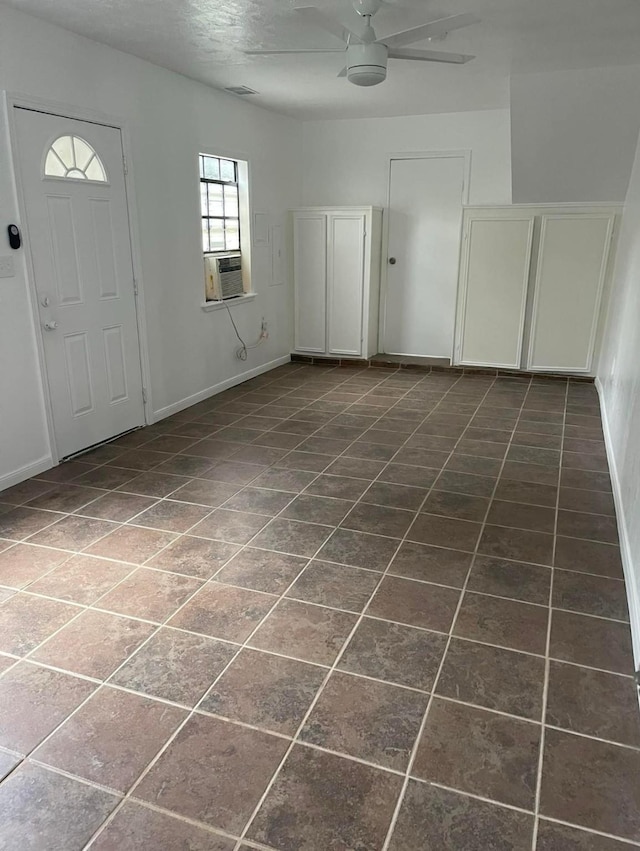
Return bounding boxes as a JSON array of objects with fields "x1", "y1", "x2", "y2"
[{"x1": 346, "y1": 43, "x2": 388, "y2": 86}]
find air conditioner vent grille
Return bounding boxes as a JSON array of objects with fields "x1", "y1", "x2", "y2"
[{"x1": 205, "y1": 253, "x2": 244, "y2": 301}]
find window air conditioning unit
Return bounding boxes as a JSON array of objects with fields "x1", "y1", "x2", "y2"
[{"x1": 204, "y1": 253, "x2": 244, "y2": 301}]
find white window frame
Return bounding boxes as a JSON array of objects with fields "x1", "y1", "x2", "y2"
[
  {"x1": 199, "y1": 153, "x2": 241, "y2": 254},
  {"x1": 197, "y1": 147, "x2": 253, "y2": 305}
]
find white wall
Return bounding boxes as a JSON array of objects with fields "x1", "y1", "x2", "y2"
[
  {"x1": 0, "y1": 111, "x2": 53, "y2": 484},
  {"x1": 597, "y1": 128, "x2": 640, "y2": 663},
  {"x1": 0, "y1": 5, "x2": 302, "y2": 487},
  {"x1": 300, "y1": 109, "x2": 512, "y2": 207},
  {"x1": 511, "y1": 65, "x2": 640, "y2": 204}
]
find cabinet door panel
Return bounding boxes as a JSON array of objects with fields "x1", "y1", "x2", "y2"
[
  {"x1": 528, "y1": 215, "x2": 613, "y2": 372},
  {"x1": 293, "y1": 214, "x2": 326, "y2": 353},
  {"x1": 457, "y1": 216, "x2": 534, "y2": 368},
  {"x1": 327, "y1": 214, "x2": 365, "y2": 356}
]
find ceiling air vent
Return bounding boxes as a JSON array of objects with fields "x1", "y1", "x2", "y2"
[{"x1": 224, "y1": 86, "x2": 258, "y2": 96}]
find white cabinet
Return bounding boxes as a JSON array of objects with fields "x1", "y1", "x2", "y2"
[
  {"x1": 527, "y1": 214, "x2": 615, "y2": 372},
  {"x1": 292, "y1": 207, "x2": 383, "y2": 359},
  {"x1": 455, "y1": 206, "x2": 618, "y2": 374},
  {"x1": 456, "y1": 214, "x2": 535, "y2": 369},
  {"x1": 293, "y1": 213, "x2": 326, "y2": 354}
]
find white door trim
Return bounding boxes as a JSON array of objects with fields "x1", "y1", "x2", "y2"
[
  {"x1": 4, "y1": 91, "x2": 152, "y2": 462},
  {"x1": 379, "y1": 149, "x2": 471, "y2": 359}
]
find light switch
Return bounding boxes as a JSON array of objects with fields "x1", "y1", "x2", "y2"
[{"x1": 0, "y1": 257, "x2": 15, "y2": 278}]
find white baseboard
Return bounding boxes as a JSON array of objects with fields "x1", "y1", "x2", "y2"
[
  {"x1": 151, "y1": 355, "x2": 292, "y2": 423},
  {"x1": 595, "y1": 377, "x2": 640, "y2": 669},
  {"x1": 0, "y1": 455, "x2": 54, "y2": 491}
]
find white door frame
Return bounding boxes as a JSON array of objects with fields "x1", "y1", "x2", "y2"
[
  {"x1": 4, "y1": 91, "x2": 152, "y2": 464},
  {"x1": 379, "y1": 149, "x2": 471, "y2": 359}
]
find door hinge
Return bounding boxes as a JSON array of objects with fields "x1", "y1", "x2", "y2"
[
  {"x1": 133, "y1": 277, "x2": 138, "y2": 296},
  {"x1": 122, "y1": 155, "x2": 129, "y2": 175},
  {"x1": 142, "y1": 387, "x2": 147, "y2": 403}
]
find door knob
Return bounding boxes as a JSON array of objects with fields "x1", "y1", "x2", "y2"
[
  {"x1": 43, "y1": 320, "x2": 58, "y2": 331},
  {"x1": 388, "y1": 257, "x2": 397, "y2": 265}
]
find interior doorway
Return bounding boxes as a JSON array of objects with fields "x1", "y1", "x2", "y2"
[{"x1": 381, "y1": 152, "x2": 467, "y2": 359}]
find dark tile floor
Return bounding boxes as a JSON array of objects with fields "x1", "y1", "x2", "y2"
[{"x1": 0, "y1": 362, "x2": 638, "y2": 850}]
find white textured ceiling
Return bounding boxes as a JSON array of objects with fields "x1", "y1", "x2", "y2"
[{"x1": 4, "y1": 0, "x2": 640, "y2": 118}]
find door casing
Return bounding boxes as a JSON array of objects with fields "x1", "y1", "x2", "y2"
[{"x1": 5, "y1": 91, "x2": 153, "y2": 464}]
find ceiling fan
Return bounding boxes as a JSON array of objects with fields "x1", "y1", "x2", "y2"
[{"x1": 245, "y1": 0, "x2": 480, "y2": 87}]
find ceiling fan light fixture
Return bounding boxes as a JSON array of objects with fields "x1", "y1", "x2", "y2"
[
  {"x1": 245, "y1": 6, "x2": 478, "y2": 87},
  {"x1": 348, "y1": 66, "x2": 387, "y2": 86},
  {"x1": 346, "y1": 42, "x2": 388, "y2": 86}
]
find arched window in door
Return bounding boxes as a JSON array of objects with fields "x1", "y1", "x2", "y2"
[{"x1": 44, "y1": 135, "x2": 107, "y2": 182}]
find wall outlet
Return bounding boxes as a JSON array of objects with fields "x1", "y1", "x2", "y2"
[{"x1": 0, "y1": 256, "x2": 15, "y2": 278}]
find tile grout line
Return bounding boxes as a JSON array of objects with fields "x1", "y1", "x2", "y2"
[
  {"x1": 0, "y1": 510, "x2": 622, "y2": 562},
  {"x1": 229, "y1": 373, "x2": 509, "y2": 850},
  {"x1": 225, "y1": 376, "x2": 503, "y2": 847},
  {"x1": 80, "y1": 363, "x2": 447, "y2": 847},
  {"x1": 378, "y1": 374, "x2": 538, "y2": 851},
  {"x1": 4, "y1": 524, "x2": 231, "y2": 797},
  {"x1": 0, "y1": 515, "x2": 625, "y2": 602},
  {"x1": 5, "y1": 617, "x2": 636, "y2": 702},
  {"x1": 531, "y1": 376, "x2": 569, "y2": 851},
  {"x1": 2, "y1": 383, "x2": 624, "y2": 649},
  {"x1": 0, "y1": 368, "x2": 626, "y2": 849},
  {"x1": 2, "y1": 368, "x2": 409, "y2": 628}
]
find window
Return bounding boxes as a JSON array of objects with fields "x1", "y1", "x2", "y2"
[
  {"x1": 44, "y1": 135, "x2": 107, "y2": 182},
  {"x1": 199, "y1": 154, "x2": 240, "y2": 253}
]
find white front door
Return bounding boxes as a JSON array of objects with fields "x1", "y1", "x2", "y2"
[
  {"x1": 383, "y1": 155, "x2": 465, "y2": 358},
  {"x1": 14, "y1": 108, "x2": 145, "y2": 459}
]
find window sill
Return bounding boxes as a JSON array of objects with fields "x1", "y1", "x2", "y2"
[{"x1": 200, "y1": 293, "x2": 256, "y2": 312}]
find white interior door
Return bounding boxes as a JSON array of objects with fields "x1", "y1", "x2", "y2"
[
  {"x1": 383, "y1": 156, "x2": 465, "y2": 358},
  {"x1": 14, "y1": 108, "x2": 145, "y2": 459},
  {"x1": 327, "y1": 213, "x2": 365, "y2": 356}
]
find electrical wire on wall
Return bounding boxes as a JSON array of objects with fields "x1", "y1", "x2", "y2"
[{"x1": 222, "y1": 301, "x2": 268, "y2": 361}]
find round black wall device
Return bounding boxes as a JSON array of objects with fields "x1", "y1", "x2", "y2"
[{"x1": 7, "y1": 225, "x2": 21, "y2": 250}]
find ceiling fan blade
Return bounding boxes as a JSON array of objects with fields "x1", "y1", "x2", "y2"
[
  {"x1": 245, "y1": 48, "x2": 345, "y2": 54},
  {"x1": 381, "y1": 13, "x2": 480, "y2": 49},
  {"x1": 388, "y1": 47, "x2": 475, "y2": 64},
  {"x1": 294, "y1": 6, "x2": 362, "y2": 44},
  {"x1": 337, "y1": 67, "x2": 348, "y2": 77}
]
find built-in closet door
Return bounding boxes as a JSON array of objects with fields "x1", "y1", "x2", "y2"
[
  {"x1": 456, "y1": 215, "x2": 534, "y2": 368},
  {"x1": 293, "y1": 212, "x2": 327, "y2": 353},
  {"x1": 327, "y1": 213, "x2": 365, "y2": 356},
  {"x1": 527, "y1": 214, "x2": 614, "y2": 372}
]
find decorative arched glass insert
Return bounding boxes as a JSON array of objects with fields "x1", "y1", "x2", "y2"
[{"x1": 44, "y1": 135, "x2": 107, "y2": 182}]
